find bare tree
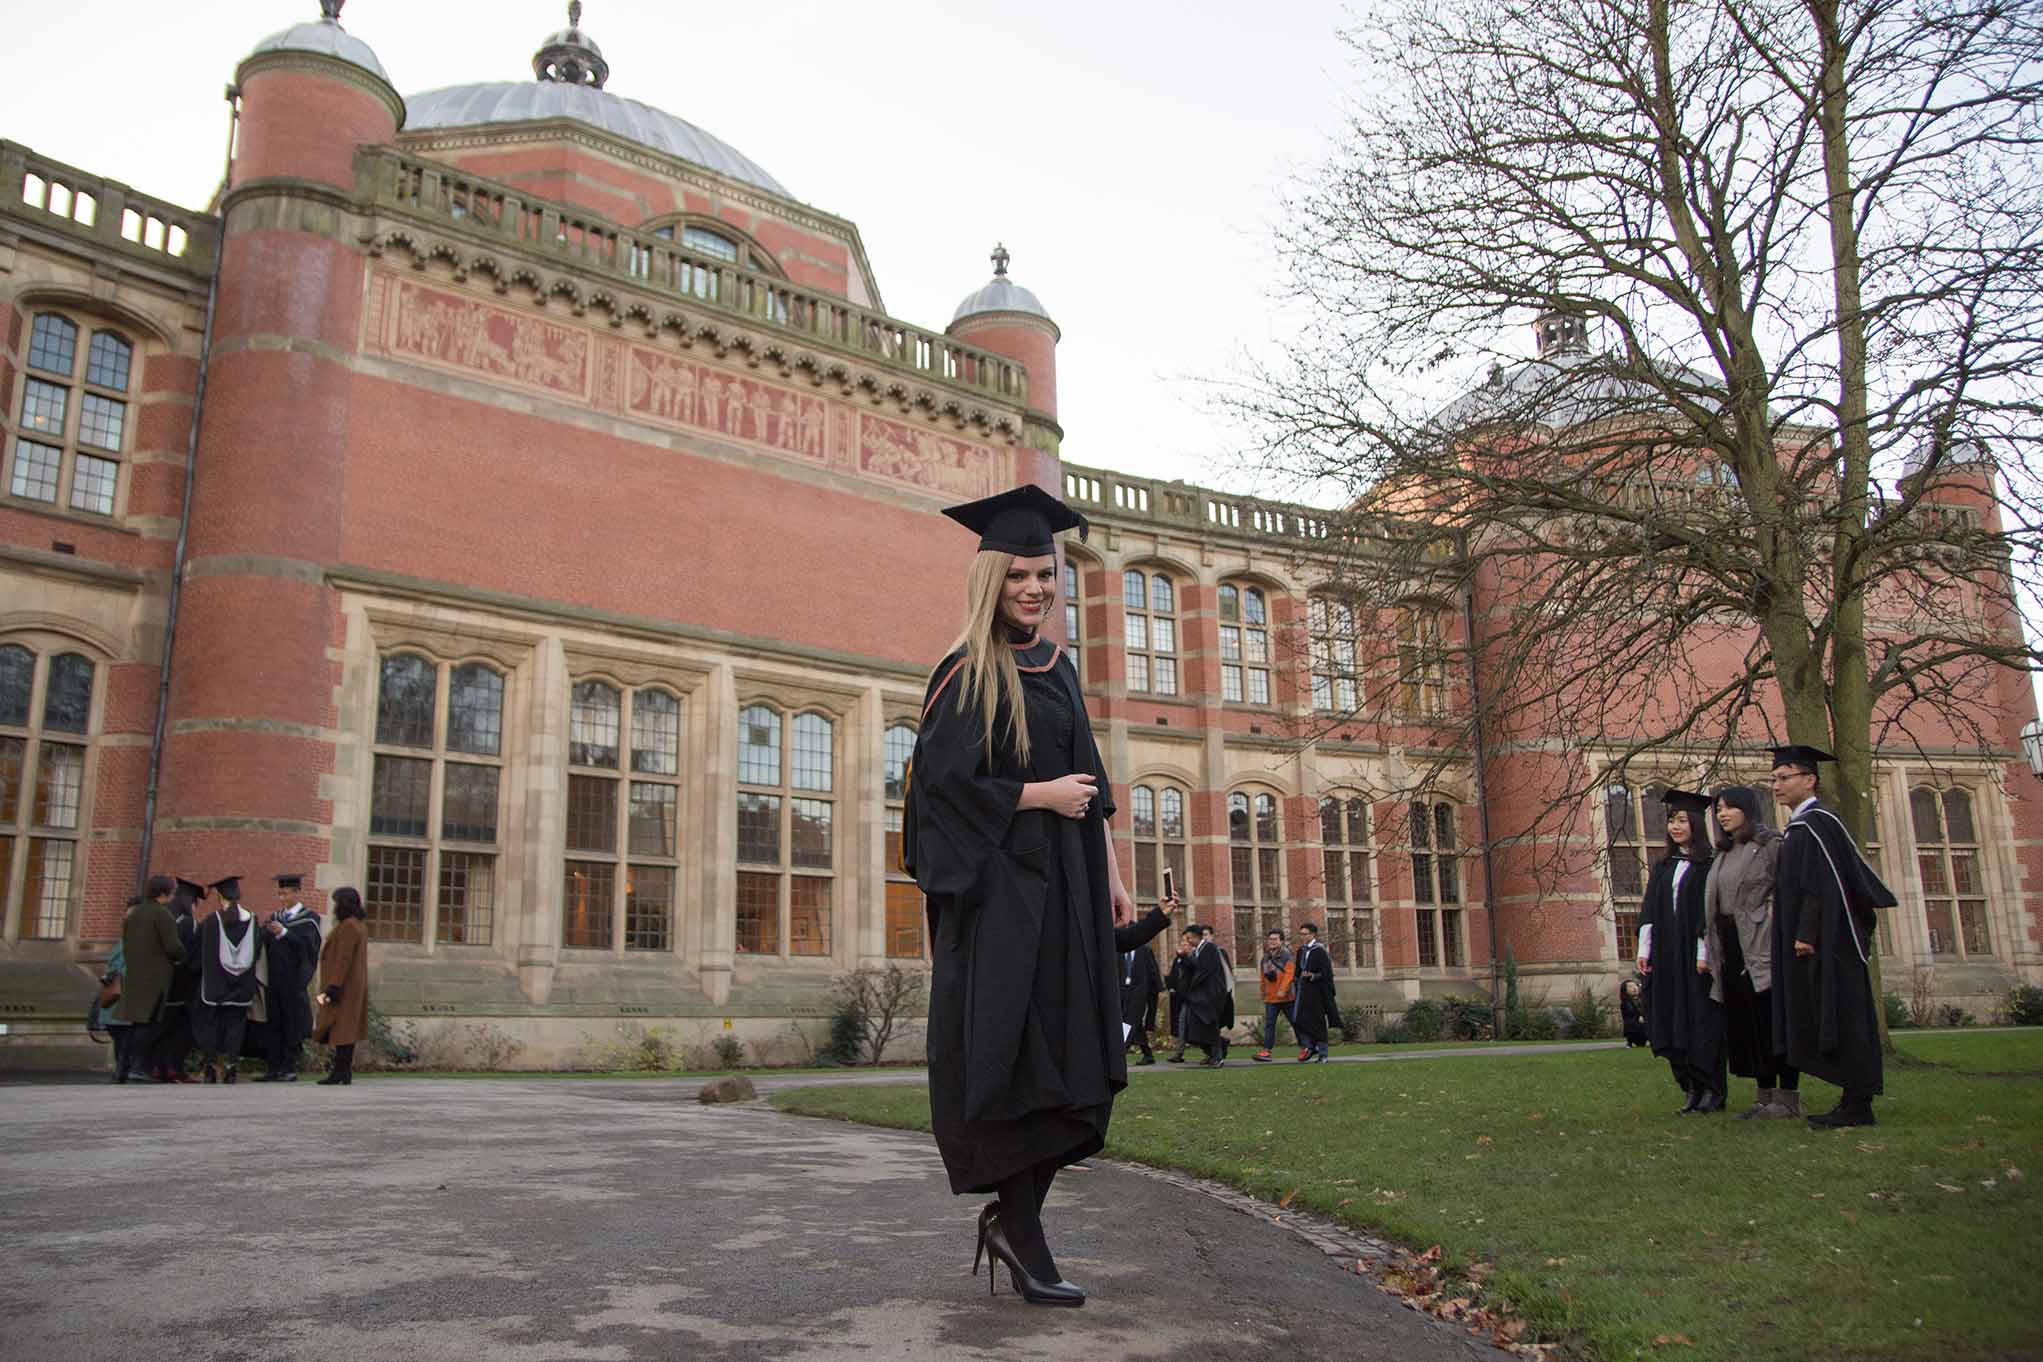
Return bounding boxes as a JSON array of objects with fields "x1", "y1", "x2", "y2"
[
  {"x1": 1225, "y1": 0, "x2": 2043, "y2": 1005},
  {"x1": 829, "y1": 964, "x2": 926, "y2": 1066}
]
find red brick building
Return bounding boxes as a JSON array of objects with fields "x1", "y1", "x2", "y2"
[{"x1": 2, "y1": 7, "x2": 2034, "y2": 1065}]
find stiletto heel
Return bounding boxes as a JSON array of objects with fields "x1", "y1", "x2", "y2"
[
  {"x1": 972, "y1": 1201, "x2": 999, "y2": 1281},
  {"x1": 983, "y1": 1220, "x2": 1085, "y2": 1307}
]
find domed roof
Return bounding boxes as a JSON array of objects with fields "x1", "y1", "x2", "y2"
[
  {"x1": 248, "y1": 14, "x2": 391, "y2": 85},
  {"x1": 403, "y1": 81, "x2": 791, "y2": 198},
  {"x1": 952, "y1": 244, "x2": 1055, "y2": 326}
]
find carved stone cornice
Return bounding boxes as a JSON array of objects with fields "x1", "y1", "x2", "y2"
[{"x1": 357, "y1": 220, "x2": 1025, "y2": 444}]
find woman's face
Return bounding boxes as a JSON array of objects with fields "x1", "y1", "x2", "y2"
[
  {"x1": 999, "y1": 555, "x2": 1057, "y2": 635},
  {"x1": 1716, "y1": 803, "x2": 1747, "y2": 835},
  {"x1": 1667, "y1": 809, "x2": 1693, "y2": 847}
]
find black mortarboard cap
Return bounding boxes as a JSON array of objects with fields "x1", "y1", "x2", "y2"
[
  {"x1": 942, "y1": 484, "x2": 1089, "y2": 557},
  {"x1": 175, "y1": 877, "x2": 209, "y2": 902},
  {"x1": 1662, "y1": 789, "x2": 1715, "y2": 815},
  {"x1": 1769, "y1": 744, "x2": 1834, "y2": 772},
  {"x1": 210, "y1": 875, "x2": 243, "y2": 900},
  {"x1": 275, "y1": 874, "x2": 303, "y2": 890}
]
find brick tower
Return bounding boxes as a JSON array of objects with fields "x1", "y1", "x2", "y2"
[
  {"x1": 948, "y1": 243, "x2": 1063, "y2": 491},
  {"x1": 151, "y1": 5, "x2": 403, "y2": 902}
]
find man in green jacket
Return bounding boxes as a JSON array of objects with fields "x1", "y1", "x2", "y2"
[{"x1": 113, "y1": 875, "x2": 184, "y2": 1083}]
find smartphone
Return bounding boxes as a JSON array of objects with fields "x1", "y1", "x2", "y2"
[{"x1": 1161, "y1": 865, "x2": 1176, "y2": 904}]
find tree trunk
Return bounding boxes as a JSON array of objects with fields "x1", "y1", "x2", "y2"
[{"x1": 1807, "y1": 0, "x2": 1891, "y2": 1050}]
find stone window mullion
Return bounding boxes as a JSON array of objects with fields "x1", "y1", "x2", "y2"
[
  {"x1": 7, "y1": 312, "x2": 132, "y2": 519},
  {"x1": 0, "y1": 644, "x2": 97, "y2": 942}
]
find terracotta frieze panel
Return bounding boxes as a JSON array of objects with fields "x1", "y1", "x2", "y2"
[{"x1": 361, "y1": 268, "x2": 1012, "y2": 499}]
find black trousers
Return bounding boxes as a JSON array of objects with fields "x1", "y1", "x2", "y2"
[{"x1": 193, "y1": 1003, "x2": 249, "y2": 1066}]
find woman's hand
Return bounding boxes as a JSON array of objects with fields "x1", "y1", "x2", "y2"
[
  {"x1": 315, "y1": 993, "x2": 330, "y2": 1007},
  {"x1": 1026, "y1": 772, "x2": 1098, "y2": 819},
  {"x1": 1793, "y1": 940, "x2": 1815, "y2": 957},
  {"x1": 1695, "y1": 960, "x2": 1709, "y2": 975},
  {"x1": 1637, "y1": 957, "x2": 1652, "y2": 975},
  {"x1": 1110, "y1": 878, "x2": 1135, "y2": 927}
]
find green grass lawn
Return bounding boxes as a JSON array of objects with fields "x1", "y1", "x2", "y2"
[{"x1": 772, "y1": 1030, "x2": 2043, "y2": 1362}]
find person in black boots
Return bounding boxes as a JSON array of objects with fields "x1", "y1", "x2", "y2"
[
  {"x1": 113, "y1": 876, "x2": 184, "y2": 1082},
  {"x1": 1703, "y1": 787, "x2": 1799, "y2": 1119},
  {"x1": 1768, "y1": 745, "x2": 1894, "y2": 1129},
  {"x1": 1636, "y1": 790, "x2": 1725, "y2": 1114},
  {"x1": 315, "y1": 888, "x2": 369, "y2": 1086},
  {"x1": 150, "y1": 878, "x2": 205, "y2": 1082},
  {"x1": 1291, "y1": 921, "x2": 1339, "y2": 1063},
  {"x1": 1164, "y1": 931, "x2": 1196, "y2": 1062},
  {"x1": 905, "y1": 485, "x2": 1128, "y2": 1307}
]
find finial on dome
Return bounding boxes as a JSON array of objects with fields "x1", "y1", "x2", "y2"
[
  {"x1": 534, "y1": 1, "x2": 610, "y2": 87},
  {"x1": 319, "y1": 0, "x2": 344, "y2": 19},
  {"x1": 991, "y1": 243, "x2": 1010, "y2": 278}
]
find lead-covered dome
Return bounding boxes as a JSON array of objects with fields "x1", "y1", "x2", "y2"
[
  {"x1": 248, "y1": 5, "x2": 391, "y2": 85},
  {"x1": 402, "y1": 3, "x2": 790, "y2": 200},
  {"x1": 952, "y1": 244, "x2": 1056, "y2": 327},
  {"x1": 403, "y1": 82, "x2": 790, "y2": 198}
]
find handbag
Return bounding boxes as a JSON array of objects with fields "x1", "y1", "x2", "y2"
[{"x1": 96, "y1": 971, "x2": 122, "y2": 1010}]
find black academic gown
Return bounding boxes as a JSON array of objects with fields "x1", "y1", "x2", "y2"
[
  {"x1": 1118, "y1": 909, "x2": 1169, "y2": 1034},
  {"x1": 191, "y1": 907, "x2": 259, "y2": 1057},
  {"x1": 1165, "y1": 954, "x2": 1193, "y2": 1036},
  {"x1": 910, "y1": 639, "x2": 1123, "y2": 1195},
  {"x1": 1772, "y1": 802, "x2": 1893, "y2": 1095},
  {"x1": 1292, "y1": 938, "x2": 1340, "y2": 1045},
  {"x1": 266, "y1": 909, "x2": 322, "y2": 1058},
  {"x1": 1180, "y1": 940, "x2": 1233, "y2": 1047},
  {"x1": 1639, "y1": 854, "x2": 1726, "y2": 1091}
]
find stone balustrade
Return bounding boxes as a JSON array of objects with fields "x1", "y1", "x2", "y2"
[
  {"x1": 360, "y1": 147, "x2": 1030, "y2": 412},
  {"x1": 0, "y1": 141, "x2": 218, "y2": 276}
]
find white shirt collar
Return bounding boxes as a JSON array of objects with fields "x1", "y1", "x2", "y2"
[{"x1": 1793, "y1": 795, "x2": 1819, "y2": 817}]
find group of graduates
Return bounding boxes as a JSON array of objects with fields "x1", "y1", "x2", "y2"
[
  {"x1": 1629, "y1": 745, "x2": 1893, "y2": 1129},
  {"x1": 1116, "y1": 918, "x2": 1342, "y2": 1067},
  {"x1": 93, "y1": 873, "x2": 373, "y2": 1086}
]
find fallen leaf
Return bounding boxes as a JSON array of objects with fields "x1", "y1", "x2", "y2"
[
  {"x1": 1495, "y1": 1320, "x2": 1528, "y2": 1342},
  {"x1": 2007, "y1": 1167, "x2": 2024, "y2": 1182},
  {"x1": 1935, "y1": 1182, "x2": 1967, "y2": 1193},
  {"x1": 1337, "y1": 1198, "x2": 1354, "y2": 1208},
  {"x1": 1476, "y1": 1134, "x2": 1495, "y2": 1147},
  {"x1": 1651, "y1": 1333, "x2": 1696, "y2": 1347},
  {"x1": 1808, "y1": 1192, "x2": 1826, "y2": 1200},
  {"x1": 1279, "y1": 1188, "x2": 1298, "y2": 1209}
]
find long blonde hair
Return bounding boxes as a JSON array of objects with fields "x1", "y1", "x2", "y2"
[{"x1": 951, "y1": 550, "x2": 1035, "y2": 766}]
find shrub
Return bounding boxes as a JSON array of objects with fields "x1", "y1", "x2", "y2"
[
  {"x1": 1566, "y1": 984, "x2": 1614, "y2": 1040},
  {"x1": 1445, "y1": 995, "x2": 1494, "y2": 1040},
  {"x1": 1375, "y1": 1020, "x2": 1409, "y2": 1044},
  {"x1": 1882, "y1": 991, "x2": 1915, "y2": 1031},
  {"x1": 826, "y1": 963, "x2": 927, "y2": 1065},
  {"x1": 359, "y1": 1005, "x2": 419, "y2": 1070},
  {"x1": 819, "y1": 998, "x2": 866, "y2": 1065},
  {"x1": 1933, "y1": 1004, "x2": 1977, "y2": 1029},
  {"x1": 1502, "y1": 950, "x2": 1522, "y2": 1038},
  {"x1": 1339, "y1": 1006, "x2": 1376, "y2": 1044},
  {"x1": 591, "y1": 1022, "x2": 681, "y2": 1072},
  {"x1": 1516, "y1": 1007, "x2": 1561, "y2": 1041},
  {"x1": 698, "y1": 1075, "x2": 756, "y2": 1104},
  {"x1": 2000, "y1": 985, "x2": 2043, "y2": 1028},
  {"x1": 711, "y1": 1033, "x2": 745, "y2": 1070},
  {"x1": 1399, "y1": 998, "x2": 1448, "y2": 1042}
]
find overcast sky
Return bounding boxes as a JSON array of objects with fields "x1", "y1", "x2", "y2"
[{"x1": 2, "y1": 0, "x2": 1360, "y2": 495}]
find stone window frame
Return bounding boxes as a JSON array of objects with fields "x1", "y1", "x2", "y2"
[
  {"x1": 1394, "y1": 602, "x2": 1453, "y2": 719},
  {"x1": 1228, "y1": 786, "x2": 1286, "y2": 967},
  {"x1": 5, "y1": 309, "x2": 137, "y2": 520},
  {"x1": 735, "y1": 699, "x2": 840, "y2": 961},
  {"x1": 1061, "y1": 553, "x2": 1091, "y2": 684},
  {"x1": 1217, "y1": 582, "x2": 1274, "y2": 707},
  {"x1": 1601, "y1": 780, "x2": 1666, "y2": 962},
  {"x1": 0, "y1": 636, "x2": 100, "y2": 943},
  {"x1": 1909, "y1": 783, "x2": 1993, "y2": 961},
  {"x1": 882, "y1": 717, "x2": 925, "y2": 961},
  {"x1": 1128, "y1": 779, "x2": 1190, "y2": 910},
  {"x1": 365, "y1": 651, "x2": 510, "y2": 947},
  {"x1": 561, "y1": 675, "x2": 686, "y2": 956},
  {"x1": 1308, "y1": 595, "x2": 1359, "y2": 715},
  {"x1": 1120, "y1": 566, "x2": 1180, "y2": 697},
  {"x1": 1318, "y1": 793, "x2": 1376, "y2": 972},
  {"x1": 1410, "y1": 798, "x2": 1465, "y2": 968}
]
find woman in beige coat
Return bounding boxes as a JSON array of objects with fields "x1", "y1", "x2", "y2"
[
  {"x1": 1702, "y1": 787, "x2": 1800, "y2": 1119},
  {"x1": 314, "y1": 887, "x2": 369, "y2": 1086}
]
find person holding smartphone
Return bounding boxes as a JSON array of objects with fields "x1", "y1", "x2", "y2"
[{"x1": 906, "y1": 486, "x2": 1134, "y2": 1308}]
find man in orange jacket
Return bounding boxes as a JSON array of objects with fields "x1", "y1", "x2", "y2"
[{"x1": 1254, "y1": 928, "x2": 1297, "y2": 1062}]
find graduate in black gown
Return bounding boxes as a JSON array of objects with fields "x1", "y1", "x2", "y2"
[
  {"x1": 1164, "y1": 933, "x2": 1195, "y2": 1061},
  {"x1": 259, "y1": 875, "x2": 323, "y2": 1082},
  {"x1": 1291, "y1": 921, "x2": 1340, "y2": 1063},
  {"x1": 1119, "y1": 921, "x2": 1165, "y2": 1065},
  {"x1": 1178, "y1": 926, "x2": 1234, "y2": 1065},
  {"x1": 907, "y1": 485, "x2": 1133, "y2": 1308},
  {"x1": 1636, "y1": 790, "x2": 1726, "y2": 1114},
  {"x1": 150, "y1": 878, "x2": 203, "y2": 1082},
  {"x1": 1767, "y1": 745, "x2": 1895, "y2": 1128},
  {"x1": 191, "y1": 876, "x2": 260, "y2": 1084}
]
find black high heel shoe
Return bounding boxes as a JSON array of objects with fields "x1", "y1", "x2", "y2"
[
  {"x1": 982, "y1": 1219, "x2": 1085, "y2": 1307},
  {"x1": 971, "y1": 1200, "x2": 999, "y2": 1279}
]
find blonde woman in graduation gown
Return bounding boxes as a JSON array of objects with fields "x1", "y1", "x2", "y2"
[{"x1": 907, "y1": 485, "x2": 1134, "y2": 1308}]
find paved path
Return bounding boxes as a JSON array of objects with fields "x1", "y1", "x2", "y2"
[{"x1": 1, "y1": 1079, "x2": 1508, "y2": 1362}]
